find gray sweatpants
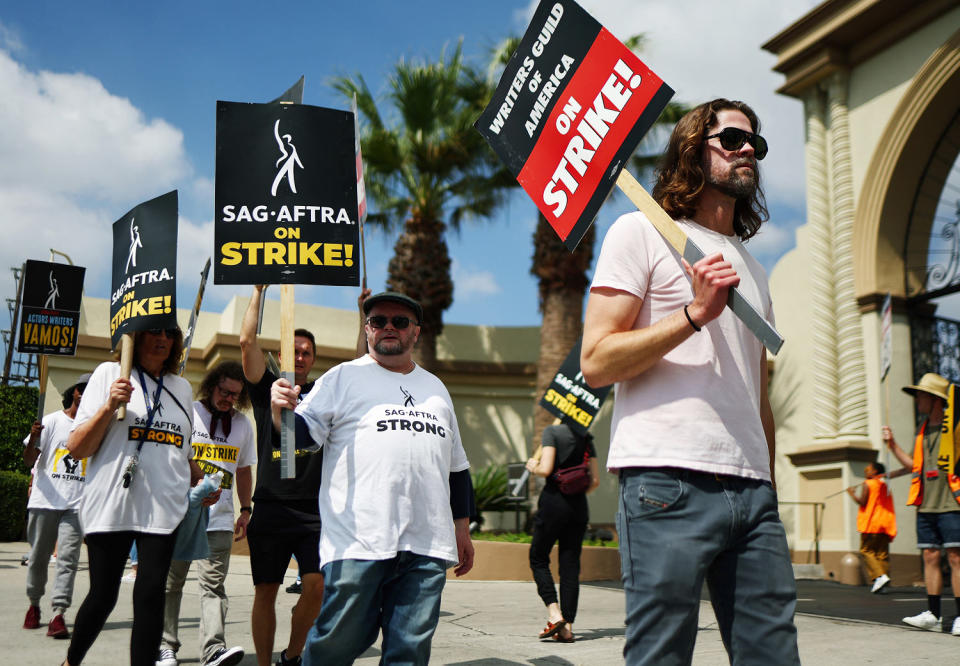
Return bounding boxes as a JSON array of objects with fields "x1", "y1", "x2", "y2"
[
  {"x1": 26, "y1": 508, "x2": 83, "y2": 613},
  {"x1": 161, "y1": 530, "x2": 234, "y2": 662}
]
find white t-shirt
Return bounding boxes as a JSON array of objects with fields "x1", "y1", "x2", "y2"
[
  {"x1": 24, "y1": 410, "x2": 86, "y2": 511},
  {"x1": 72, "y1": 361, "x2": 194, "y2": 534},
  {"x1": 591, "y1": 212, "x2": 773, "y2": 481},
  {"x1": 296, "y1": 355, "x2": 470, "y2": 567},
  {"x1": 191, "y1": 401, "x2": 257, "y2": 532}
]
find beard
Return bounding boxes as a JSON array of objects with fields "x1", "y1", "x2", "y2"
[
  {"x1": 707, "y1": 159, "x2": 757, "y2": 199},
  {"x1": 373, "y1": 338, "x2": 407, "y2": 356}
]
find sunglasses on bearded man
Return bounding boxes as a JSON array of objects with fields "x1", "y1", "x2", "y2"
[
  {"x1": 704, "y1": 127, "x2": 768, "y2": 161},
  {"x1": 366, "y1": 315, "x2": 416, "y2": 330}
]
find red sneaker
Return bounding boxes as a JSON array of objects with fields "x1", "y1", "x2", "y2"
[
  {"x1": 23, "y1": 605, "x2": 40, "y2": 629},
  {"x1": 47, "y1": 613, "x2": 70, "y2": 639}
]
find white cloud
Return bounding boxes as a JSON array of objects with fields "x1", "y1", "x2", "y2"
[
  {"x1": 452, "y1": 260, "x2": 501, "y2": 300},
  {"x1": 0, "y1": 46, "x2": 202, "y2": 333},
  {"x1": 0, "y1": 49, "x2": 190, "y2": 204},
  {"x1": 0, "y1": 22, "x2": 23, "y2": 54}
]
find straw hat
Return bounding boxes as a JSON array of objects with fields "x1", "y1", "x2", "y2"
[{"x1": 902, "y1": 373, "x2": 950, "y2": 402}]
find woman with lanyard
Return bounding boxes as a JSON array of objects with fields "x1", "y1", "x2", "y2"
[
  {"x1": 525, "y1": 418, "x2": 600, "y2": 644},
  {"x1": 62, "y1": 327, "x2": 219, "y2": 666}
]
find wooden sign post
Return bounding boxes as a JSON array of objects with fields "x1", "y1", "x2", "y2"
[
  {"x1": 117, "y1": 333, "x2": 134, "y2": 420},
  {"x1": 615, "y1": 170, "x2": 783, "y2": 353}
]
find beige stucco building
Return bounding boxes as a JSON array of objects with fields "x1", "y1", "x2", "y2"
[
  {"x1": 764, "y1": 0, "x2": 960, "y2": 581},
  {"x1": 40, "y1": 292, "x2": 621, "y2": 530}
]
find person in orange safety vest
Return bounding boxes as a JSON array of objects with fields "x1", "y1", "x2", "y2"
[
  {"x1": 847, "y1": 462, "x2": 896, "y2": 593},
  {"x1": 886, "y1": 372, "x2": 960, "y2": 635}
]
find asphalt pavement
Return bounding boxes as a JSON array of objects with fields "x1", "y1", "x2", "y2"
[{"x1": 6, "y1": 541, "x2": 960, "y2": 665}]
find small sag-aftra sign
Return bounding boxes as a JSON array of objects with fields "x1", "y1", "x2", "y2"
[
  {"x1": 539, "y1": 338, "x2": 611, "y2": 435},
  {"x1": 18, "y1": 259, "x2": 86, "y2": 356},
  {"x1": 475, "y1": 0, "x2": 674, "y2": 250},
  {"x1": 214, "y1": 101, "x2": 360, "y2": 286},
  {"x1": 109, "y1": 191, "x2": 179, "y2": 350}
]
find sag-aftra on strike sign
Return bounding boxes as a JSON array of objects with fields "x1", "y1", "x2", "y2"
[
  {"x1": 476, "y1": 0, "x2": 673, "y2": 250},
  {"x1": 214, "y1": 101, "x2": 359, "y2": 286}
]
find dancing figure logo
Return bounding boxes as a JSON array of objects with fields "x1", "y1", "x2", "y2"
[{"x1": 271, "y1": 119, "x2": 304, "y2": 196}]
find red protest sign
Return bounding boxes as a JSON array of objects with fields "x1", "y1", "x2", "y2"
[{"x1": 476, "y1": 0, "x2": 673, "y2": 250}]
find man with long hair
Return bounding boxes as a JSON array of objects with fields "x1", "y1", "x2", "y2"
[
  {"x1": 157, "y1": 361, "x2": 256, "y2": 666},
  {"x1": 582, "y1": 99, "x2": 799, "y2": 664}
]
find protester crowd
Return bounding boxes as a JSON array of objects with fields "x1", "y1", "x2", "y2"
[{"x1": 21, "y1": 97, "x2": 960, "y2": 666}]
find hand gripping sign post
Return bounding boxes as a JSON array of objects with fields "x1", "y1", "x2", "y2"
[
  {"x1": 476, "y1": 0, "x2": 783, "y2": 354},
  {"x1": 215, "y1": 86, "x2": 359, "y2": 477},
  {"x1": 110, "y1": 190, "x2": 179, "y2": 420},
  {"x1": 17, "y1": 258, "x2": 86, "y2": 418}
]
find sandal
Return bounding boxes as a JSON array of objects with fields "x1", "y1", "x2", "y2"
[{"x1": 538, "y1": 620, "x2": 563, "y2": 639}]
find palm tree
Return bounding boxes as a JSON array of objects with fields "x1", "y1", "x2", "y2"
[
  {"x1": 488, "y1": 36, "x2": 689, "y2": 446},
  {"x1": 334, "y1": 44, "x2": 512, "y2": 368}
]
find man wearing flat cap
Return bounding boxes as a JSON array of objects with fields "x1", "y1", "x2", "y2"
[
  {"x1": 271, "y1": 291, "x2": 475, "y2": 665},
  {"x1": 886, "y1": 372, "x2": 960, "y2": 634}
]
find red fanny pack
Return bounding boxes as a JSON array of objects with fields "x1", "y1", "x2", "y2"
[{"x1": 552, "y1": 448, "x2": 591, "y2": 495}]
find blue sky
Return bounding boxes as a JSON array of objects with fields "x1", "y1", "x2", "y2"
[{"x1": 0, "y1": 0, "x2": 821, "y2": 348}]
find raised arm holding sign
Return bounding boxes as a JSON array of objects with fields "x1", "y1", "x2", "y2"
[
  {"x1": 475, "y1": 1, "x2": 798, "y2": 662},
  {"x1": 220, "y1": 80, "x2": 356, "y2": 666}
]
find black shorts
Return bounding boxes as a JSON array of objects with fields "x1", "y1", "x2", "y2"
[{"x1": 246, "y1": 500, "x2": 322, "y2": 585}]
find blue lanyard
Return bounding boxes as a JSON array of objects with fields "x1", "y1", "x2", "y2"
[
  {"x1": 122, "y1": 367, "x2": 166, "y2": 489},
  {"x1": 134, "y1": 366, "x2": 165, "y2": 450}
]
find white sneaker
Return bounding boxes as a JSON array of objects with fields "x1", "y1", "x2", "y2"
[
  {"x1": 156, "y1": 647, "x2": 177, "y2": 666},
  {"x1": 871, "y1": 574, "x2": 890, "y2": 593},
  {"x1": 121, "y1": 572, "x2": 137, "y2": 583},
  {"x1": 952, "y1": 617, "x2": 960, "y2": 636},
  {"x1": 204, "y1": 646, "x2": 244, "y2": 666},
  {"x1": 903, "y1": 610, "x2": 942, "y2": 631}
]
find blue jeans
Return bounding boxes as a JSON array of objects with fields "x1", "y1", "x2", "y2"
[
  {"x1": 617, "y1": 468, "x2": 799, "y2": 665},
  {"x1": 916, "y1": 510, "x2": 960, "y2": 548},
  {"x1": 302, "y1": 552, "x2": 446, "y2": 666}
]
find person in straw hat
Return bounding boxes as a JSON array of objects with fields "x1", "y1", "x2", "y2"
[{"x1": 886, "y1": 372, "x2": 960, "y2": 634}]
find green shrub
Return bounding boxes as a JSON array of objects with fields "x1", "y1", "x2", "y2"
[
  {"x1": 470, "y1": 464, "x2": 516, "y2": 512},
  {"x1": 0, "y1": 470, "x2": 30, "y2": 541},
  {"x1": 0, "y1": 385, "x2": 38, "y2": 474},
  {"x1": 470, "y1": 531, "x2": 618, "y2": 548}
]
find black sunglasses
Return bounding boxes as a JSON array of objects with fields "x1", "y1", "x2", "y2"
[
  {"x1": 704, "y1": 127, "x2": 768, "y2": 160},
  {"x1": 366, "y1": 315, "x2": 414, "y2": 330},
  {"x1": 146, "y1": 328, "x2": 179, "y2": 338}
]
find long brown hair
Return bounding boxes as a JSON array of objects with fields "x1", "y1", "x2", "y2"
[
  {"x1": 651, "y1": 98, "x2": 768, "y2": 241},
  {"x1": 196, "y1": 360, "x2": 250, "y2": 411}
]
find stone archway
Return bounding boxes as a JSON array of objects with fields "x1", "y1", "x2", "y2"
[{"x1": 854, "y1": 29, "x2": 960, "y2": 299}]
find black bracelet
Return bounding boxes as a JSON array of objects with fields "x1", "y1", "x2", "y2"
[
  {"x1": 684, "y1": 304, "x2": 702, "y2": 332},
  {"x1": 240, "y1": 506, "x2": 252, "y2": 513}
]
